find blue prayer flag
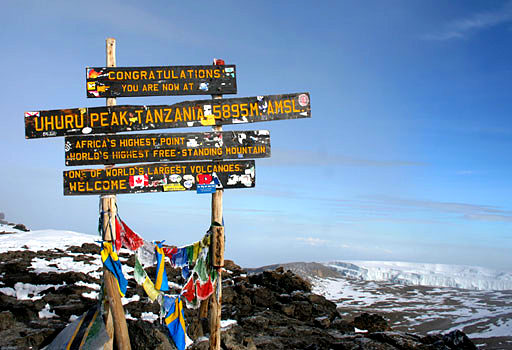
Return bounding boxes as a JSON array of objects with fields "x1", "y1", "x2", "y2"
[
  {"x1": 154, "y1": 242, "x2": 169, "y2": 291},
  {"x1": 100, "y1": 242, "x2": 127, "y2": 297},
  {"x1": 164, "y1": 296, "x2": 186, "y2": 350},
  {"x1": 171, "y1": 247, "x2": 188, "y2": 267}
]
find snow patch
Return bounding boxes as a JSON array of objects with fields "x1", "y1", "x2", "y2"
[
  {"x1": 125, "y1": 313, "x2": 136, "y2": 321},
  {"x1": 0, "y1": 282, "x2": 65, "y2": 300},
  {"x1": 0, "y1": 287, "x2": 16, "y2": 297},
  {"x1": 122, "y1": 294, "x2": 140, "y2": 305},
  {"x1": 0, "y1": 229, "x2": 97, "y2": 253},
  {"x1": 141, "y1": 312, "x2": 159, "y2": 323},
  {"x1": 75, "y1": 281, "x2": 100, "y2": 290},
  {"x1": 38, "y1": 304, "x2": 57, "y2": 319},
  {"x1": 82, "y1": 291, "x2": 99, "y2": 300},
  {"x1": 325, "y1": 261, "x2": 512, "y2": 291},
  {"x1": 221, "y1": 319, "x2": 237, "y2": 329},
  {"x1": 31, "y1": 257, "x2": 102, "y2": 275}
]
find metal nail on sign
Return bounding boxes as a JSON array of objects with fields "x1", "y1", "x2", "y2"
[
  {"x1": 24, "y1": 93, "x2": 310, "y2": 139},
  {"x1": 63, "y1": 160, "x2": 255, "y2": 196},
  {"x1": 64, "y1": 131, "x2": 271, "y2": 166},
  {"x1": 86, "y1": 65, "x2": 237, "y2": 98}
]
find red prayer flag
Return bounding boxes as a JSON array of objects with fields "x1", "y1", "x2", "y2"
[
  {"x1": 182, "y1": 276, "x2": 196, "y2": 303},
  {"x1": 115, "y1": 217, "x2": 144, "y2": 251},
  {"x1": 196, "y1": 276, "x2": 214, "y2": 300}
]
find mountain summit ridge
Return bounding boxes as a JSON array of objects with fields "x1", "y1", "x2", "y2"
[{"x1": 0, "y1": 229, "x2": 504, "y2": 349}]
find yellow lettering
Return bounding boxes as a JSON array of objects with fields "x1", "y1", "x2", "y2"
[
  {"x1": 240, "y1": 103, "x2": 249, "y2": 116},
  {"x1": 145, "y1": 109, "x2": 154, "y2": 123},
  {"x1": 100, "y1": 112, "x2": 109, "y2": 127},
  {"x1": 283, "y1": 99, "x2": 292, "y2": 113},
  {"x1": 212, "y1": 105, "x2": 221, "y2": 119},
  {"x1": 154, "y1": 109, "x2": 163, "y2": 123},
  {"x1": 90, "y1": 113, "x2": 99, "y2": 127},
  {"x1": 65, "y1": 114, "x2": 74, "y2": 129},
  {"x1": 250, "y1": 102, "x2": 259, "y2": 116},
  {"x1": 274, "y1": 100, "x2": 283, "y2": 114},
  {"x1": 175, "y1": 108, "x2": 182, "y2": 122},
  {"x1": 164, "y1": 108, "x2": 173, "y2": 122}
]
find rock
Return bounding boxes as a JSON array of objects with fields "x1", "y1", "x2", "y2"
[
  {"x1": 13, "y1": 223, "x2": 29, "y2": 232},
  {"x1": 314, "y1": 316, "x2": 331, "y2": 328},
  {"x1": 420, "y1": 329, "x2": 478, "y2": 350},
  {"x1": 0, "y1": 241, "x2": 480, "y2": 350},
  {"x1": 0, "y1": 311, "x2": 16, "y2": 331},
  {"x1": 251, "y1": 286, "x2": 276, "y2": 307},
  {"x1": 67, "y1": 242, "x2": 99, "y2": 254},
  {"x1": 353, "y1": 312, "x2": 390, "y2": 332},
  {"x1": 248, "y1": 268, "x2": 311, "y2": 294},
  {"x1": 330, "y1": 317, "x2": 355, "y2": 333},
  {"x1": 224, "y1": 259, "x2": 244, "y2": 275},
  {"x1": 291, "y1": 300, "x2": 313, "y2": 321},
  {"x1": 279, "y1": 303, "x2": 295, "y2": 317},
  {"x1": 241, "y1": 315, "x2": 269, "y2": 331},
  {"x1": 127, "y1": 320, "x2": 170, "y2": 350}
]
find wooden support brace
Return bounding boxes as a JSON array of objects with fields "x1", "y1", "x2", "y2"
[
  {"x1": 101, "y1": 38, "x2": 131, "y2": 350},
  {"x1": 211, "y1": 225, "x2": 225, "y2": 268},
  {"x1": 209, "y1": 88, "x2": 224, "y2": 350}
]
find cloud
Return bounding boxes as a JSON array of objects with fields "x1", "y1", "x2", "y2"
[
  {"x1": 464, "y1": 214, "x2": 512, "y2": 222},
  {"x1": 295, "y1": 237, "x2": 329, "y2": 246},
  {"x1": 267, "y1": 149, "x2": 426, "y2": 168},
  {"x1": 456, "y1": 170, "x2": 477, "y2": 175},
  {"x1": 37, "y1": 0, "x2": 210, "y2": 46},
  {"x1": 424, "y1": 2, "x2": 512, "y2": 40},
  {"x1": 361, "y1": 195, "x2": 512, "y2": 223},
  {"x1": 224, "y1": 208, "x2": 282, "y2": 214}
]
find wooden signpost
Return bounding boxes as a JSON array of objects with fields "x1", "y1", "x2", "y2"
[
  {"x1": 24, "y1": 92, "x2": 310, "y2": 139},
  {"x1": 64, "y1": 130, "x2": 270, "y2": 166},
  {"x1": 25, "y1": 37, "x2": 311, "y2": 350},
  {"x1": 63, "y1": 160, "x2": 255, "y2": 195},
  {"x1": 86, "y1": 65, "x2": 237, "y2": 98}
]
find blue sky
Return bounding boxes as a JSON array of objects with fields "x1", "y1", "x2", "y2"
[{"x1": 1, "y1": 0, "x2": 511, "y2": 270}]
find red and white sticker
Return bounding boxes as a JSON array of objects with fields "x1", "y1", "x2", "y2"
[
  {"x1": 129, "y1": 174, "x2": 149, "y2": 188},
  {"x1": 298, "y1": 94, "x2": 309, "y2": 107},
  {"x1": 24, "y1": 111, "x2": 40, "y2": 118}
]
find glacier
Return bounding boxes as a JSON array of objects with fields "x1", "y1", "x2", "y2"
[{"x1": 324, "y1": 260, "x2": 512, "y2": 291}]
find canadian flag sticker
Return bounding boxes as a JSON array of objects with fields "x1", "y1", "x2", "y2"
[{"x1": 129, "y1": 174, "x2": 149, "y2": 188}]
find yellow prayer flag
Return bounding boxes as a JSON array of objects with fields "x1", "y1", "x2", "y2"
[{"x1": 142, "y1": 276, "x2": 160, "y2": 301}]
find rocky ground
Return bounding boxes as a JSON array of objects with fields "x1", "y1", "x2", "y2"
[
  {"x1": 252, "y1": 262, "x2": 512, "y2": 349},
  {"x1": 0, "y1": 233, "x2": 483, "y2": 350}
]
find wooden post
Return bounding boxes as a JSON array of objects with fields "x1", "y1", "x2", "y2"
[
  {"x1": 209, "y1": 60, "x2": 224, "y2": 350},
  {"x1": 101, "y1": 38, "x2": 132, "y2": 350}
]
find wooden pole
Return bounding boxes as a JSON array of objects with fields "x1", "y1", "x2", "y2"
[
  {"x1": 209, "y1": 59, "x2": 225, "y2": 350},
  {"x1": 101, "y1": 37, "x2": 132, "y2": 350}
]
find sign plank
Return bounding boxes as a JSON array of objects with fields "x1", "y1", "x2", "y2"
[
  {"x1": 25, "y1": 92, "x2": 310, "y2": 139},
  {"x1": 65, "y1": 131, "x2": 271, "y2": 166},
  {"x1": 63, "y1": 160, "x2": 255, "y2": 196},
  {"x1": 86, "y1": 65, "x2": 237, "y2": 98}
]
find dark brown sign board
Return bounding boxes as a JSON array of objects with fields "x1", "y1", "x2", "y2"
[
  {"x1": 86, "y1": 65, "x2": 236, "y2": 98},
  {"x1": 65, "y1": 130, "x2": 271, "y2": 166},
  {"x1": 25, "y1": 93, "x2": 310, "y2": 139},
  {"x1": 63, "y1": 160, "x2": 255, "y2": 196}
]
